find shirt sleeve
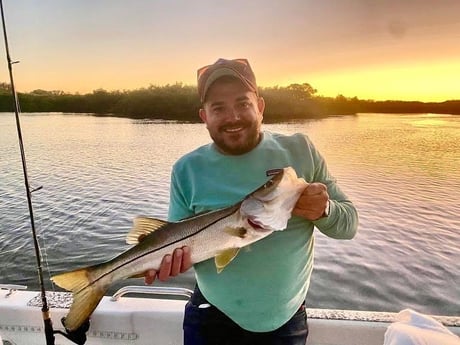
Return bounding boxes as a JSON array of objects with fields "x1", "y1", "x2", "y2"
[
  {"x1": 303, "y1": 135, "x2": 359, "y2": 239},
  {"x1": 167, "y1": 167, "x2": 193, "y2": 222}
]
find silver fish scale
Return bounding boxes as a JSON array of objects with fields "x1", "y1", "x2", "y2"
[{"x1": 105, "y1": 203, "x2": 244, "y2": 280}]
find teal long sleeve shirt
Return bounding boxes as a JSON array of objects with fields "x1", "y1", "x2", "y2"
[{"x1": 168, "y1": 131, "x2": 358, "y2": 332}]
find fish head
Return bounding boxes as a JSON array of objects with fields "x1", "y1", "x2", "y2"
[{"x1": 241, "y1": 167, "x2": 308, "y2": 231}]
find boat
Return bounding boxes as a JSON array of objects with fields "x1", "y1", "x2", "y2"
[{"x1": 1, "y1": 283, "x2": 459, "y2": 345}]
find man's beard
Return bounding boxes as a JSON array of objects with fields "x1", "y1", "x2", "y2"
[{"x1": 210, "y1": 121, "x2": 261, "y2": 155}]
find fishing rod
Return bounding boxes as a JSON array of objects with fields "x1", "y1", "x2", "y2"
[
  {"x1": 0, "y1": 1, "x2": 88, "y2": 344},
  {"x1": 0, "y1": 1, "x2": 55, "y2": 343}
]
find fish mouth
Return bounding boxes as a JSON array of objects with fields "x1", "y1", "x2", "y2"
[{"x1": 247, "y1": 218, "x2": 271, "y2": 232}]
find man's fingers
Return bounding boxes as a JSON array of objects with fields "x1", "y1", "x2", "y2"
[
  {"x1": 144, "y1": 269, "x2": 157, "y2": 285},
  {"x1": 157, "y1": 254, "x2": 173, "y2": 281},
  {"x1": 144, "y1": 246, "x2": 192, "y2": 284},
  {"x1": 170, "y1": 248, "x2": 184, "y2": 276},
  {"x1": 170, "y1": 247, "x2": 192, "y2": 275},
  {"x1": 181, "y1": 246, "x2": 192, "y2": 273},
  {"x1": 293, "y1": 183, "x2": 329, "y2": 220},
  {"x1": 305, "y1": 182, "x2": 327, "y2": 195}
]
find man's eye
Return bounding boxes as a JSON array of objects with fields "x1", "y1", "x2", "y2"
[
  {"x1": 212, "y1": 106, "x2": 224, "y2": 113},
  {"x1": 238, "y1": 102, "x2": 250, "y2": 109}
]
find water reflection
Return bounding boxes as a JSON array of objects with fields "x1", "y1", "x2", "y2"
[{"x1": 0, "y1": 112, "x2": 458, "y2": 315}]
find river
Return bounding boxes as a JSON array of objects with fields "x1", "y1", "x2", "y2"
[{"x1": 0, "y1": 112, "x2": 459, "y2": 316}]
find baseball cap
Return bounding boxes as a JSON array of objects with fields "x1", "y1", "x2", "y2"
[{"x1": 197, "y1": 58, "x2": 258, "y2": 103}]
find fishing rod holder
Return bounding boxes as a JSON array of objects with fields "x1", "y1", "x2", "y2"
[
  {"x1": 110, "y1": 285, "x2": 193, "y2": 301},
  {"x1": 31, "y1": 185, "x2": 43, "y2": 193}
]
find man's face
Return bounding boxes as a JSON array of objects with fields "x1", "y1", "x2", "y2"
[{"x1": 199, "y1": 78, "x2": 265, "y2": 155}]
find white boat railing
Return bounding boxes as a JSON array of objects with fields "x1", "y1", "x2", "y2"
[
  {"x1": 0, "y1": 284, "x2": 28, "y2": 298},
  {"x1": 110, "y1": 286, "x2": 194, "y2": 301}
]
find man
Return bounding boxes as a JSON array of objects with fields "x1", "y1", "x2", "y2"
[{"x1": 145, "y1": 58, "x2": 358, "y2": 344}]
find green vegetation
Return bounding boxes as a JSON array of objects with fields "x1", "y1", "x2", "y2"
[{"x1": 0, "y1": 82, "x2": 458, "y2": 122}]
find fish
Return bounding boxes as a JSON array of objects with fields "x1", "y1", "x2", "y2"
[{"x1": 51, "y1": 166, "x2": 308, "y2": 331}]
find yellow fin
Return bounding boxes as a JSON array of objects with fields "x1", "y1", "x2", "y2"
[
  {"x1": 63, "y1": 282, "x2": 106, "y2": 331},
  {"x1": 126, "y1": 217, "x2": 169, "y2": 245},
  {"x1": 52, "y1": 266, "x2": 110, "y2": 331},
  {"x1": 224, "y1": 226, "x2": 247, "y2": 238},
  {"x1": 52, "y1": 268, "x2": 91, "y2": 292},
  {"x1": 215, "y1": 248, "x2": 240, "y2": 273}
]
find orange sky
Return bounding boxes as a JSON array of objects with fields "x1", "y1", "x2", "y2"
[{"x1": 1, "y1": 0, "x2": 459, "y2": 102}]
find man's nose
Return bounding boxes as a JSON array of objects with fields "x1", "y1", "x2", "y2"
[{"x1": 228, "y1": 107, "x2": 241, "y2": 121}]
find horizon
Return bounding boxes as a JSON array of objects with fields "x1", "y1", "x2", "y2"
[
  {"x1": 9, "y1": 82, "x2": 460, "y2": 104},
  {"x1": 1, "y1": 1, "x2": 459, "y2": 103}
]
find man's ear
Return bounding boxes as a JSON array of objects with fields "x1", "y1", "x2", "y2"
[
  {"x1": 257, "y1": 97, "x2": 265, "y2": 116},
  {"x1": 199, "y1": 108, "x2": 207, "y2": 123}
]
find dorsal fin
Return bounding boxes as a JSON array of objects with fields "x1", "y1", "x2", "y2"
[{"x1": 126, "y1": 217, "x2": 169, "y2": 245}]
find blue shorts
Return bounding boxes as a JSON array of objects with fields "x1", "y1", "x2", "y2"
[{"x1": 183, "y1": 286, "x2": 309, "y2": 345}]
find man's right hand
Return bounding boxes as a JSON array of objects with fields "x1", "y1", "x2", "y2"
[{"x1": 144, "y1": 246, "x2": 192, "y2": 285}]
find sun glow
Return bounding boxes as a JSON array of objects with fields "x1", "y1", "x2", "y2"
[
  {"x1": 2, "y1": 2, "x2": 459, "y2": 103},
  {"x1": 297, "y1": 59, "x2": 460, "y2": 102}
]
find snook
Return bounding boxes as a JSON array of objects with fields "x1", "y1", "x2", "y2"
[{"x1": 51, "y1": 166, "x2": 308, "y2": 331}]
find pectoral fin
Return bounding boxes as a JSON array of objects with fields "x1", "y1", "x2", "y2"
[
  {"x1": 224, "y1": 226, "x2": 247, "y2": 238},
  {"x1": 215, "y1": 248, "x2": 240, "y2": 273}
]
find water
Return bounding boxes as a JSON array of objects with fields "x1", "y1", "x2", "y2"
[{"x1": 0, "y1": 112, "x2": 459, "y2": 316}]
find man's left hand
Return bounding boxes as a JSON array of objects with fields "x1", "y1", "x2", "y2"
[{"x1": 292, "y1": 183, "x2": 329, "y2": 220}]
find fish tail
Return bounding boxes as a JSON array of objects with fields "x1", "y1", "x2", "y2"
[{"x1": 52, "y1": 266, "x2": 111, "y2": 331}]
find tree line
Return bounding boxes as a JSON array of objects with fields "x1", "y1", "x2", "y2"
[{"x1": 0, "y1": 82, "x2": 458, "y2": 122}]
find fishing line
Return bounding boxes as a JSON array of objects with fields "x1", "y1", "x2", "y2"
[{"x1": 35, "y1": 212, "x2": 56, "y2": 292}]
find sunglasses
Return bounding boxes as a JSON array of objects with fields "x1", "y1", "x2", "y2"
[{"x1": 197, "y1": 58, "x2": 251, "y2": 81}]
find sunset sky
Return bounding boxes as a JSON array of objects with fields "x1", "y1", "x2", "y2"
[{"x1": 1, "y1": 0, "x2": 459, "y2": 102}]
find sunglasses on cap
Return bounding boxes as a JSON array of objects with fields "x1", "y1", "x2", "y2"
[
  {"x1": 197, "y1": 58, "x2": 258, "y2": 102},
  {"x1": 197, "y1": 58, "x2": 251, "y2": 79}
]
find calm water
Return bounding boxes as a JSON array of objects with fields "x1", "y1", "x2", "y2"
[{"x1": 0, "y1": 112, "x2": 459, "y2": 316}]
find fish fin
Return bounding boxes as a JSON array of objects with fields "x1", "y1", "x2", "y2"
[
  {"x1": 224, "y1": 226, "x2": 247, "y2": 238},
  {"x1": 215, "y1": 248, "x2": 240, "y2": 273},
  {"x1": 51, "y1": 267, "x2": 95, "y2": 292},
  {"x1": 52, "y1": 266, "x2": 111, "y2": 332},
  {"x1": 126, "y1": 217, "x2": 170, "y2": 245}
]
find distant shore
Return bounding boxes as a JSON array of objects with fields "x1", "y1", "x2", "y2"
[{"x1": 1, "y1": 83, "x2": 459, "y2": 122}]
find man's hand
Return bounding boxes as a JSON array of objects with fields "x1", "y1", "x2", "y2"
[
  {"x1": 144, "y1": 246, "x2": 192, "y2": 285},
  {"x1": 292, "y1": 183, "x2": 329, "y2": 220}
]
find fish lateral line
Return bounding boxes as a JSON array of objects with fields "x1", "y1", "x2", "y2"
[{"x1": 79, "y1": 203, "x2": 244, "y2": 287}]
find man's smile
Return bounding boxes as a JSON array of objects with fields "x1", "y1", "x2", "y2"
[{"x1": 222, "y1": 124, "x2": 246, "y2": 133}]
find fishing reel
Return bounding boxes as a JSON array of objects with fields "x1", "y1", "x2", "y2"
[{"x1": 53, "y1": 317, "x2": 90, "y2": 345}]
